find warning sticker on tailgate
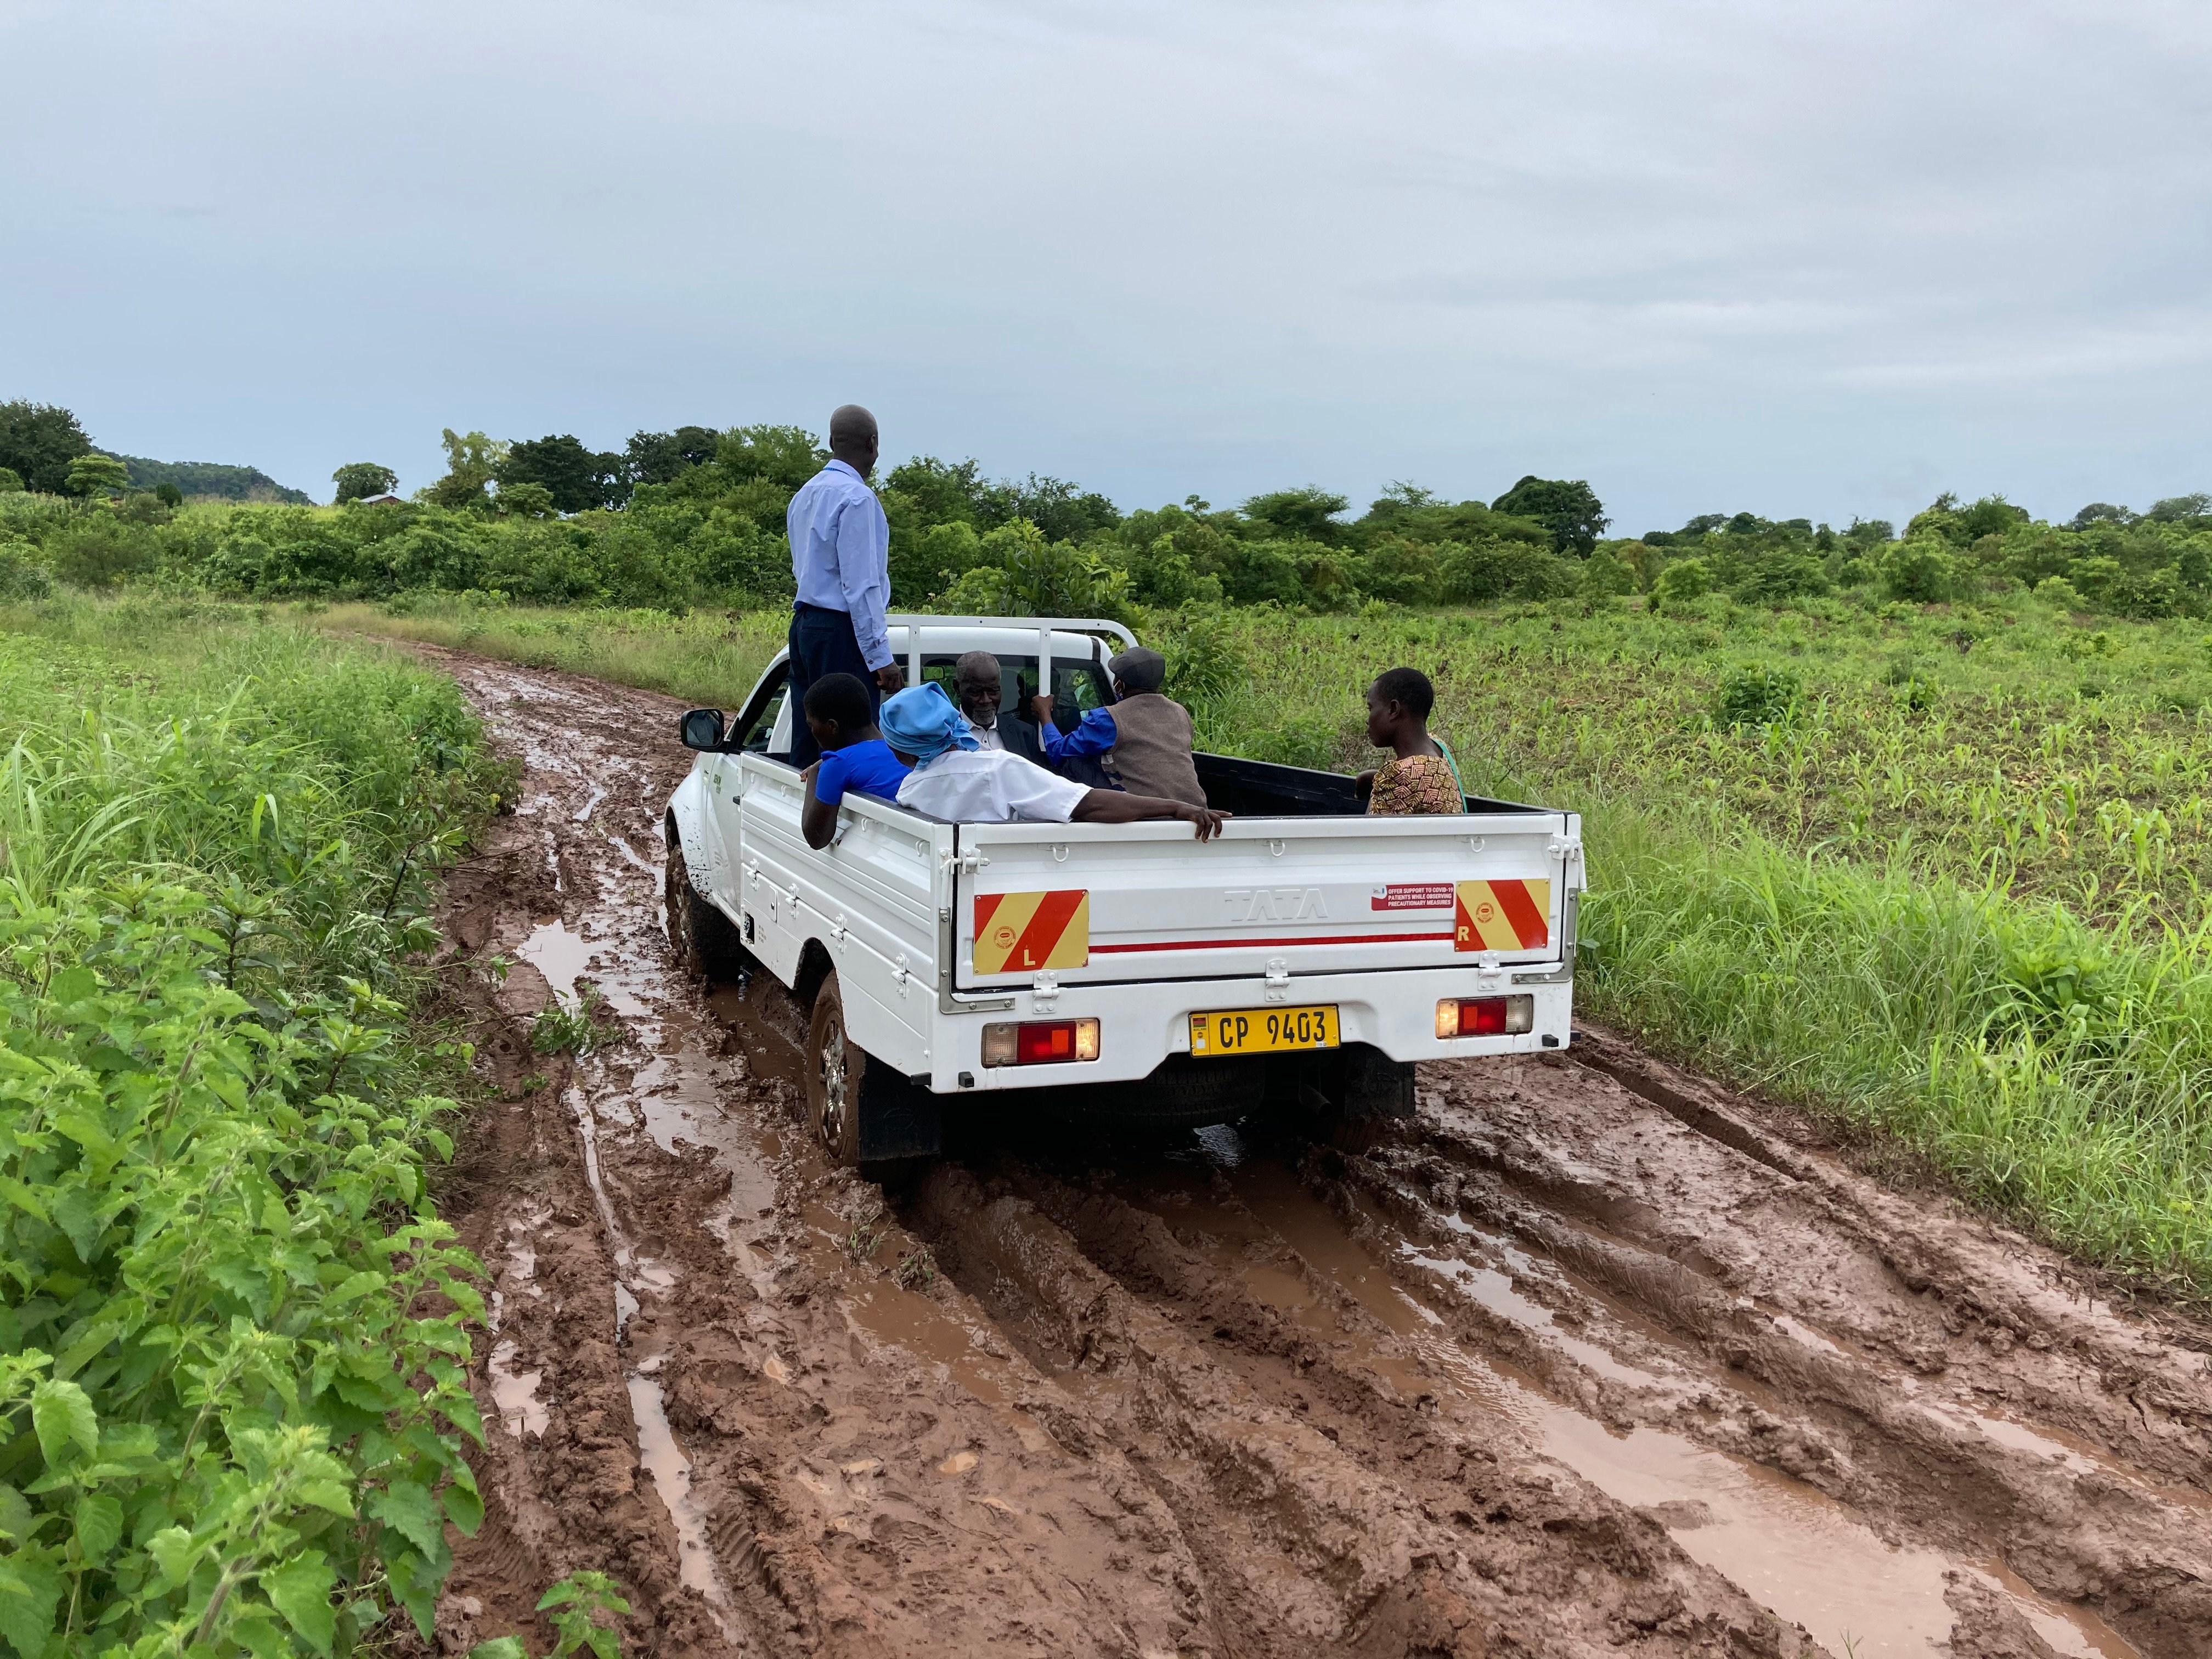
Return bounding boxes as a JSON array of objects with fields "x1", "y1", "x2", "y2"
[
  {"x1": 1454, "y1": 879, "x2": 1550, "y2": 951},
  {"x1": 1371, "y1": 883, "x2": 1455, "y2": 911},
  {"x1": 973, "y1": 890, "x2": 1090, "y2": 974}
]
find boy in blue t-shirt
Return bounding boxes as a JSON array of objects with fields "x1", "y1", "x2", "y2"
[{"x1": 799, "y1": 672, "x2": 912, "y2": 849}]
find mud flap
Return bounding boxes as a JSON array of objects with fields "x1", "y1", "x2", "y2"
[{"x1": 858, "y1": 1067, "x2": 943, "y2": 1161}]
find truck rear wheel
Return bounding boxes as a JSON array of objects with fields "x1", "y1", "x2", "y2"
[
  {"x1": 806, "y1": 974, "x2": 867, "y2": 1167},
  {"x1": 1312, "y1": 1045, "x2": 1415, "y2": 1154},
  {"x1": 665, "y1": 843, "x2": 746, "y2": 981}
]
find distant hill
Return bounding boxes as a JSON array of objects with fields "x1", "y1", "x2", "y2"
[{"x1": 111, "y1": 453, "x2": 313, "y2": 505}]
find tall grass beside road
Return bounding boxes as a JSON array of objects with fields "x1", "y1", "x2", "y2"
[
  {"x1": 324, "y1": 591, "x2": 2212, "y2": 1295},
  {"x1": 0, "y1": 597, "x2": 504, "y2": 1657},
  {"x1": 318, "y1": 596, "x2": 787, "y2": 709},
  {"x1": 1585, "y1": 810, "x2": 2212, "y2": 1288}
]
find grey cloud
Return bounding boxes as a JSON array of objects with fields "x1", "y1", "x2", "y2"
[{"x1": 1, "y1": 0, "x2": 2208, "y2": 526}]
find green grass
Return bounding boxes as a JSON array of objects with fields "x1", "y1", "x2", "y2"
[
  {"x1": 322, "y1": 589, "x2": 2212, "y2": 1296},
  {"x1": 0, "y1": 594, "x2": 504, "y2": 1656},
  {"x1": 318, "y1": 595, "x2": 787, "y2": 708}
]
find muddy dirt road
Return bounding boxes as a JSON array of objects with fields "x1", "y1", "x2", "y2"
[{"x1": 420, "y1": 646, "x2": 2211, "y2": 1659}]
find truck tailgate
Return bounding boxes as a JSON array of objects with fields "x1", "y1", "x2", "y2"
[{"x1": 954, "y1": 812, "x2": 1576, "y2": 989}]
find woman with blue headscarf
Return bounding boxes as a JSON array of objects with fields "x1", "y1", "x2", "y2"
[{"x1": 882, "y1": 684, "x2": 1231, "y2": 837}]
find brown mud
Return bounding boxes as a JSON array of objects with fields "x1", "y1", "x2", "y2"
[{"x1": 418, "y1": 644, "x2": 2211, "y2": 1659}]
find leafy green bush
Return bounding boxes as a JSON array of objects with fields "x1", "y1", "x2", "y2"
[
  {"x1": 1714, "y1": 665, "x2": 1801, "y2": 726},
  {"x1": 1649, "y1": 556, "x2": 1712, "y2": 611},
  {"x1": 48, "y1": 519, "x2": 159, "y2": 590},
  {"x1": 1154, "y1": 610, "x2": 1247, "y2": 706},
  {"x1": 0, "y1": 611, "x2": 498, "y2": 1656},
  {"x1": 1880, "y1": 538, "x2": 1958, "y2": 603},
  {"x1": 1438, "y1": 538, "x2": 1577, "y2": 603},
  {"x1": 2034, "y1": 575, "x2": 2084, "y2": 611}
]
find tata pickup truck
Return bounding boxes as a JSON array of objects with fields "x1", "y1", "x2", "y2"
[{"x1": 664, "y1": 616, "x2": 1582, "y2": 1165}]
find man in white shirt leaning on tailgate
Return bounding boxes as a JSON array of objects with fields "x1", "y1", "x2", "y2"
[{"x1": 878, "y1": 685, "x2": 1229, "y2": 838}]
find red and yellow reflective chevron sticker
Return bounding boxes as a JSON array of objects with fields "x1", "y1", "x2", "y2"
[
  {"x1": 1454, "y1": 879, "x2": 1550, "y2": 952},
  {"x1": 973, "y1": 890, "x2": 1091, "y2": 974}
]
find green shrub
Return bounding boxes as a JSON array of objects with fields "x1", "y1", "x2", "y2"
[
  {"x1": 0, "y1": 540, "x2": 48, "y2": 600},
  {"x1": 1438, "y1": 538, "x2": 1577, "y2": 603},
  {"x1": 48, "y1": 517, "x2": 159, "y2": 589},
  {"x1": 0, "y1": 615, "x2": 499, "y2": 1656},
  {"x1": 1649, "y1": 556, "x2": 1712, "y2": 610},
  {"x1": 1155, "y1": 608, "x2": 1247, "y2": 706},
  {"x1": 1714, "y1": 665, "x2": 1801, "y2": 726},
  {"x1": 2035, "y1": 575, "x2": 2084, "y2": 611},
  {"x1": 1879, "y1": 538, "x2": 1957, "y2": 603},
  {"x1": 1578, "y1": 546, "x2": 1638, "y2": 599}
]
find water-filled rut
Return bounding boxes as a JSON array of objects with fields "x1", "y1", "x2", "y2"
[{"x1": 415, "y1": 642, "x2": 2212, "y2": 1659}]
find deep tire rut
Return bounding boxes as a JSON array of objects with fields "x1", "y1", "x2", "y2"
[{"x1": 409, "y1": 642, "x2": 2209, "y2": 1659}]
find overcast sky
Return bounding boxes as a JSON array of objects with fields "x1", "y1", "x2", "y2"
[{"x1": 4, "y1": 0, "x2": 2209, "y2": 529}]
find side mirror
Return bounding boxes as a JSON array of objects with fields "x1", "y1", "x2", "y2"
[{"x1": 679, "y1": 708, "x2": 727, "y2": 751}]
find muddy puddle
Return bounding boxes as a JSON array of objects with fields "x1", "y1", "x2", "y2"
[
  {"x1": 1090, "y1": 1131, "x2": 2144, "y2": 1659},
  {"x1": 420, "y1": 644, "x2": 2212, "y2": 1659}
]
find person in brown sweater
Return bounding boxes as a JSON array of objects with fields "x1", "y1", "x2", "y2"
[{"x1": 1030, "y1": 646, "x2": 1209, "y2": 807}]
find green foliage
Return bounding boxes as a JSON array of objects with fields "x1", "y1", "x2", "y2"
[
  {"x1": 14, "y1": 410, "x2": 2203, "y2": 635},
  {"x1": 0, "y1": 405, "x2": 92, "y2": 496},
  {"x1": 529, "y1": 986, "x2": 605, "y2": 1056},
  {"x1": 49, "y1": 517, "x2": 159, "y2": 589},
  {"x1": 624, "y1": 427, "x2": 720, "y2": 488},
  {"x1": 118, "y1": 458, "x2": 309, "y2": 506},
  {"x1": 0, "y1": 472, "x2": 21, "y2": 496},
  {"x1": 2035, "y1": 575, "x2": 2084, "y2": 611},
  {"x1": 938, "y1": 522, "x2": 1132, "y2": 621},
  {"x1": 1152, "y1": 610, "x2": 1247, "y2": 706},
  {"x1": 1578, "y1": 546, "x2": 1638, "y2": 600},
  {"x1": 496, "y1": 437, "x2": 626, "y2": 515},
  {"x1": 1488, "y1": 475, "x2": 1608, "y2": 555},
  {"x1": 329, "y1": 464, "x2": 396, "y2": 506},
  {"x1": 426, "y1": 431, "x2": 506, "y2": 510},
  {"x1": 1438, "y1": 539, "x2": 1577, "y2": 604},
  {"x1": 1880, "y1": 538, "x2": 1957, "y2": 603},
  {"x1": 0, "y1": 605, "x2": 499, "y2": 1655},
  {"x1": 1649, "y1": 557, "x2": 1712, "y2": 610},
  {"x1": 1714, "y1": 665, "x2": 1801, "y2": 726},
  {"x1": 493, "y1": 482, "x2": 557, "y2": 522},
  {"x1": 64, "y1": 455, "x2": 131, "y2": 499},
  {"x1": 539, "y1": 1570, "x2": 631, "y2": 1659},
  {"x1": 1241, "y1": 488, "x2": 1350, "y2": 544}
]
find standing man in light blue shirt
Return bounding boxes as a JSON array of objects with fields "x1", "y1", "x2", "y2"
[{"x1": 783, "y1": 405, "x2": 903, "y2": 767}]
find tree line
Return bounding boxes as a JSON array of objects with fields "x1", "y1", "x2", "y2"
[
  {"x1": 4, "y1": 400, "x2": 2209, "y2": 622},
  {"x1": 0, "y1": 401, "x2": 310, "y2": 503}
]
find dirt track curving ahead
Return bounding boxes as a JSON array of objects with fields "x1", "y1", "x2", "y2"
[{"x1": 418, "y1": 645, "x2": 2211, "y2": 1659}]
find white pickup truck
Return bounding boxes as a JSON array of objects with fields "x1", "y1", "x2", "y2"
[{"x1": 663, "y1": 616, "x2": 1582, "y2": 1165}]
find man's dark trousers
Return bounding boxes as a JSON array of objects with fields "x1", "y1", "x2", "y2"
[{"x1": 783, "y1": 602, "x2": 880, "y2": 768}]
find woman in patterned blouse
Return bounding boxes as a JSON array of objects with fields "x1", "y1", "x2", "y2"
[{"x1": 1357, "y1": 667, "x2": 1465, "y2": 815}]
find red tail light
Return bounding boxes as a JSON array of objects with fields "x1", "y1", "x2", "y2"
[
  {"x1": 1435, "y1": 995, "x2": 1534, "y2": 1039},
  {"x1": 982, "y1": 1019, "x2": 1101, "y2": 1067}
]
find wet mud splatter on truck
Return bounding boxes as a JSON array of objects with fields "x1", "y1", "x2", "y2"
[{"x1": 421, "y1": 642, "x2": 2211, "y2": 1659}]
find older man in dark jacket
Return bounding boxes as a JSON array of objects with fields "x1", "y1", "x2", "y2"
[{"x1": 952, "y1": 651, "x2": 1049, "y2": 765}]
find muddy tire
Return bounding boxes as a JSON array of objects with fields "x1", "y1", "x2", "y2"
[
  {"x1": 1313, "y1": 1045, "x2": 1414, "y2": 1154},
  {"x1": 665, "y1": 842, "x2": 746, "y2": 981},
  {"x1": 806, "y1": 974, "x2": 867, "y2": 1168}
]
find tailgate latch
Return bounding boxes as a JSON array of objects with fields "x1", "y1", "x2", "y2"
[
  {"x1": 1263, "y1": 956, "x2": 1291, "y2": 1002},
  {"x1": 941, "y1": 849, "x2": 990, "y2": 875}
]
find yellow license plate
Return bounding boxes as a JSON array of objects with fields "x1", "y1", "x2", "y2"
[{"x1": 1189, "y1": 1005, "x2": 1339, "y2": 1057}]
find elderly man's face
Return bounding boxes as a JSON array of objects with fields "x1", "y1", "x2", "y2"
[{"x1": 956, "y1": 668, "x2": 1002, "y2": 725}]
